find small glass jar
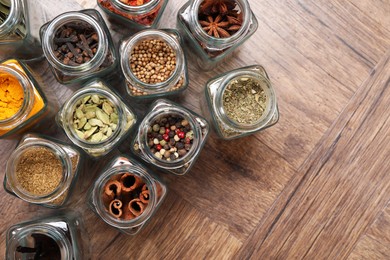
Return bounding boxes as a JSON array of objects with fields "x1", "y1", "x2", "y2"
[
  {"x1": 120, "y1": 29, "x2": 188, "y2": 98},
  {"x1": 40, "y1": 9, "x2": 117, "y2": 84},
  {"x1": 97, "y1": 0, "x2": 168, "y2": 29},
  {"x1": 88, "y1": 155, "x2": 167, "y2": 235},
  {"x1": 56, "y1": 80, "x2": 136, "y2": 157},
  {"x1": 0, "y1": 59, "x2": 49, "y2": 139},
  {"x1": 177, "y1": 0, "x2": 258, "y2": 70},
  {"x1": 3, "y1": 133, "x2": 83, "y2": 208},
  {"x1": 0, "y1": 0, "x2": 43, "y2": 61},
  {"x1": 132, "y1": 99, "x2": 209, "y2": 175},
  {"x1": 203, "y1": 65, "x2": 279, "y2": 140},
  {"x1": 5, "y1": 213, "x2": 87, "y2": 259}
]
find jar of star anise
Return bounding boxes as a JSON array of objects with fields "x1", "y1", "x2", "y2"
[
  {"x1": 177, "y1": 0, "x2": 258, "y2": 70},
  {"x1": 98, "y1": 0, "x2": 168, "y2": 28},
  {"x1": 88, "y1": 155, "x2": 167, "y2": 235}
]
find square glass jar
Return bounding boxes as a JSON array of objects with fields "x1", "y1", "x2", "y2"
[
  {"x1": 120, "y1": 29, "x2": 188, "y2": 98},
  {"x1": 88, "y1": 155, "x2": 167, "y2": 235},
  {"x1": 3, "y1": 133, "x2": 83, "y2": 208},
  {"x1": 40, "y1": 9, "x2": 117, "y2": 84},
  {"x1": 202, "y1": 65, "x2": 279, "y2": 140},
  {"x1": 132, "y1": 99, "x2": 209, "y2": 175},
  {"x1": 56, "y1": 79, "x2": 136, "y2": 157},
  {"x1": 177, "y1": 0, "x2": 258, "y2": 70}
]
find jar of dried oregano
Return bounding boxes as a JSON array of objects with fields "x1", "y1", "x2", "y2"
[
  {"x1": 88, "y1": 155, "x2": 167, "y2": 235},
  {"x1": 56, "y1": 80, "x2": 136, "y2": 157},
  {"x1": 177, "y1": 0, "x2": 258, "y2": 70},
  {"x1": 202, "y1": 65, "x2": 279, "y2": 140},
  {"x1": 120, "y1": 29, "x2": 188, "y2": 98},
  {"x1": 132, "y1": 99, "x2": 209, "y2": 175},
  {"x1": 98, "y1": 0, "x2": 168, "y2": 28},
  {"x1": 40, "y1": 10, "x2": 117, "y2": 84},
  {"x1": 4, "y1": 134, "x2": 82, "y2": 208}
]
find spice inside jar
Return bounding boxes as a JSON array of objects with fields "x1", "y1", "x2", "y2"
[
  {"x1": 0, "y1": 72, "x2": 24, "y2": 120},
  {"x1": 0, "y1": 0, "x2": 11, "y2": 25}
]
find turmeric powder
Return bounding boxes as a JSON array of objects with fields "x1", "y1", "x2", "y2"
[{"x1": 0, "y1": 72, "x2": 24, "y2": 120}]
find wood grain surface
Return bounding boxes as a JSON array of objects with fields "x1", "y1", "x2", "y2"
[{"x1": 0, "y1": 0, "x2": 389, "y2": 259}]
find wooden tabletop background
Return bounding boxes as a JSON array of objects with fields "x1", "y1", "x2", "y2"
[{"x1": 1, "y1": 0, "x2": 390, "y2": 259}]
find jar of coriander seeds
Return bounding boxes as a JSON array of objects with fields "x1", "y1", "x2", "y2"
[
  {"x1": 88, "y1": 155, "x2": 167, "y2": 235},
  {"x1": 40, "y1": 9, "x2": 117, "y2": 84},
  {"x1": 120, "y1": 29, "x2": 188, "y2": 98},
  {"x1": 3, "y1": 134, "x2": 82, "y2": 208},
  {"x1": 203, "y1": 65, "x2": 279, "y2": 140},
  {"x1": 132, "y1": 99, "x2": 209, "y2": 175},
  {"x1": 177, "y1": 0, "x2": 258, "y2": 70},
  {"x1": 98, "y1": 0, "x2": 168, "y2": 29},
  {"x1": 56, "y1": 80, "x2": 136, "y2": 157}
]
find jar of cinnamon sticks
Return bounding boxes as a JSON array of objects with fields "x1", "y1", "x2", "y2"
[{"x1": 88, "y1": 155, "x2": 167, "y2": 235}]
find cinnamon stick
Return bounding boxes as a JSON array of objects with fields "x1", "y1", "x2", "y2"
[
  {"x1": 139, "y1": 190, "x2": 150, "y2": 204},
  {"x1": 120, "y1": 173, "x2": 142, "y2": 194},
  {"x1": 128, "y1": 198, "x2": 145, "y2": 217},
  {"x1": 109, "y1": 199, "x2": 123, "y2": 219},
  {"x1": 102, "y1": 180, "x2": 122, "y2": 207}
]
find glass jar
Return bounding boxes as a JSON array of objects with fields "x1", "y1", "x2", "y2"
[
  {"x1": 177, "y1": 0, "x2": 258, "y2": 70},
  {"x1": 0, "y1": 59, "x2": 49, "y2": 139},
  {"x1": 5, "y1": 213, "x2": 87, "y2": 259},
  {"x1": 202, "y1": 65, "x2": 279, "y2": 140},
  {"x1": 40, "y1": 9, "x2": 117, "y2": 84},
  {"x1": 3, "y1": 133, "x2": 83, "y2": 208},
  {"x1": 120, "y1": 29, "x2": 188, "y2": 98},
  {"x1": 97, "y1": 0, "x2": 168, "y2": 29},
  {"x1": 56, "y1": 79, "x2": 136, "y2": 157},
  {"x1": 0, "y1": 0, "x2": 43, "y2": 61},
  {"x1": 132, "y1": 99, "x2": 209, "y2": 175},
  {"x1": 88, "y1": 155, "x2": 167, "y2": 235}
]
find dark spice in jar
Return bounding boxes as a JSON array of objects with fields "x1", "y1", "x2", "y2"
[{"x1": 15, "y1": 233, "x2": 61, "y2": 260}]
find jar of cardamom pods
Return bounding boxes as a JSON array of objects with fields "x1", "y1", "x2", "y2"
[
  {"x1": 132, "y1": 99, "x2": 209, "y2": 175},
  {"x1": 202, "y1": 65, "x2": 279, "y2": 140},
  {"x1": 4, "y1": 134, "x2": 83, "y2": 208},
  {"x1": 88, "y1": 155, "x2": 167, "y2": 235},
  {"x1": 177, "y1": 0, "x2": 258, "y2": 70},
  {"x1": 56, "y1": 79, "x2": 136, "y2": 157}
]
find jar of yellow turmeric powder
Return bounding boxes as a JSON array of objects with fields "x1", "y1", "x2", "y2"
[{"x1": 0, "y1": 59, "x2": 48, "y2": 138}]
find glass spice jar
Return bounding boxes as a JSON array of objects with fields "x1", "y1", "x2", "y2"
[
  {"x1": 132, "y1": 99, "x2": 209, "y2": 175},
  {"x1": 177, "y1": 0, "x2": 258, "y2": 70},
  {"x1": 97, "y1": 0, "x2": 168, "y2": 29},
  {"x1": 56, "y1": 79, "x2": 136, "y2": 158},
  {"x1": 3, "y1": 133, "x2": 83, "y2": 208},
  {"x1": 202, "y1": 65, "x2": 279, "y2": 140},
  {"x1": 120, "y1": 29, "x2": 188, "y2": 98},
  {"x1": 40, "y1": 9, "x2": 117, "y2": 84},
  {"x1": 0, "y1": 59, "x2": 50, "y2": 139},
  {"x1": 88, "y1": 155, "x2": 167, "y2": 235},
  {"x1": 5, "y1": 213, "x2": 87, "y2": 259},
  {"x1": 0, "y1": 0, "x2": 43, "y2": 61}
]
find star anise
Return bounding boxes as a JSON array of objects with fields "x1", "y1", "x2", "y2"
[
  {"x1": 199, "y1": 15, "x2": 231, "y2": 38},
  {"x1": 199, "y1": 0, "x2": 236, "y2": 15}
]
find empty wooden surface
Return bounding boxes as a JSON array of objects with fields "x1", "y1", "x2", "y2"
[{"x1": 1, "y1": 0, "x2": 390, "y2": 259}]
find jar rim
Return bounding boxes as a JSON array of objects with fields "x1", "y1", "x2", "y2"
[
  {"x1": 111, "y1": 0, "x2": 160, "y2": 14},
  {"x1": 0, "y1": 0, "x2": 20, "y2": 37}
]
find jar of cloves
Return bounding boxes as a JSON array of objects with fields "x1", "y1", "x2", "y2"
[
  {"x1": 202, "y1": 65, "x2": 279, "y2": 140},
  {"x1": 6, "y1": 213, "x2": 87, "y2": 259},
  {"x1": 4, "y1": 134, "x2": 83, "y2": 208},
  {"x1": 132, "y1": 99, "x2": 209, "y2": 175},
  {"x1": 40, "y1": 9, "x2": 117, "y2": 84},
  {"x1": 120, "y1": 29, "x2": 188, "y2": 98},
  {"x1": 88, "y1": 155, "x2": 167, "y2": 235},
  {"x1": 0, "y1": 0, "x2": 43, "y2": 61},
  {"x1": 0, "y1": 59, "x2": 51, "y2": 139},
  {"x1": 177, "y1": 0, "x2": 258, "y2": 70},
  {"x1": 97, "y1": 0, "x2": 168, "y2": 28},
  {"x1": 56, "y1": 80, "x2": 136, "y2": 157}
]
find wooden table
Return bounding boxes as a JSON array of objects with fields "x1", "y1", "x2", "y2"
[{"x1": 1, "y1": 0, "x2": 390, "y2": 259}]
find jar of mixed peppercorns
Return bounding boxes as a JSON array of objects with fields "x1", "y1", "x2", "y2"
[
  {"x1": 177, "y1": 0, "x2": 258, "y2": 70},
  {"x1": 56, "y1": 80, "x2": 136, "y2": 157},
  {"x1": 6, "y1": 213, "x2": 87, "y2": 259},
  {"x1": 132, "y1": 99, "x2": 209, "y2": 175},
  {"x1": 97, "y1": 0, "x2": 168, "y2": 29},
  {"x1": 202, "y1": 65, "x2": 279, "y2": 140},
  {"x1": 120, "y1": 29, "x2": 188, "y2": 98},
  {"x1": 88, "y1": 155, "x2": 167, "y2": 235},
  {"x1": 40, "y1": 10, "x2": 117, "y2": 84},
  {"x1": 4, "y1": 134, "x2": 83, "y2": 208}
]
